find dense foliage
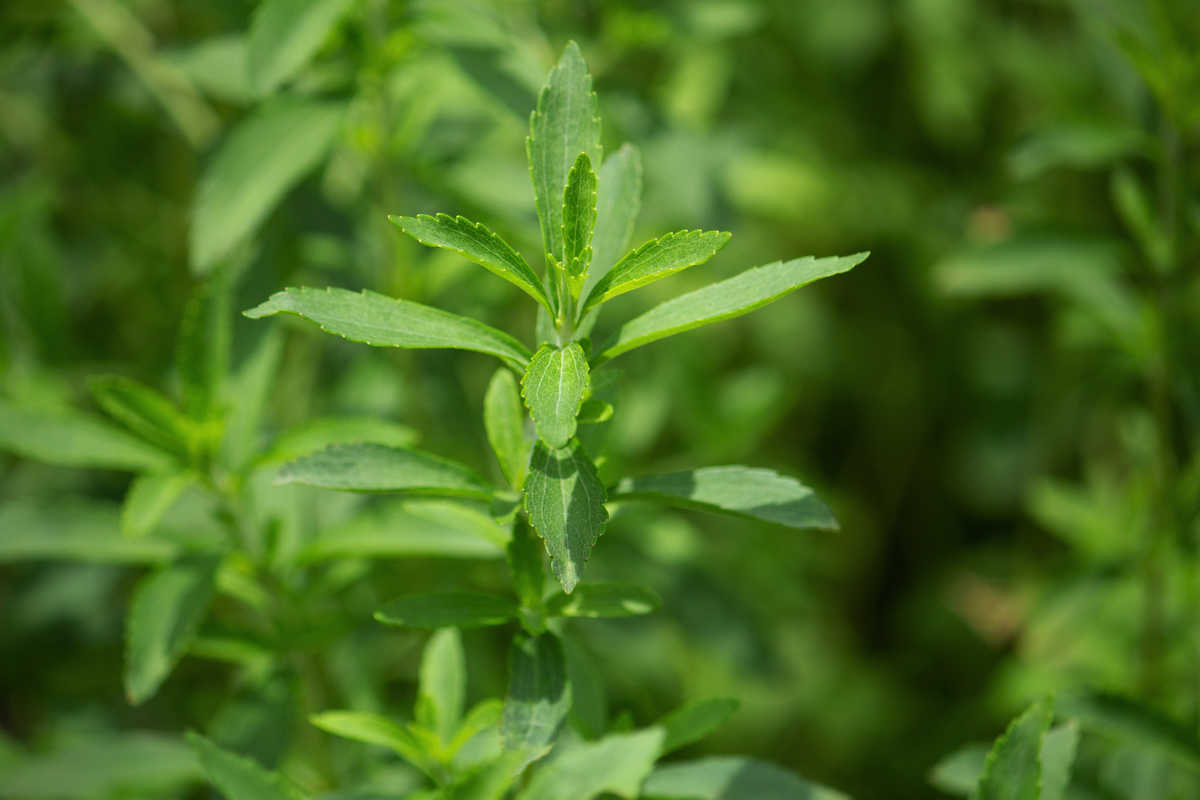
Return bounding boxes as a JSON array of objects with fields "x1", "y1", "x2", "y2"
[{"x1": 2, "y1": 1, "x2": 1200, "y2": 799}]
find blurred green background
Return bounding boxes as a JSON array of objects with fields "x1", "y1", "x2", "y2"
[{"x1": 2, "y1": 0, "x2": 1199, "y2": 798}]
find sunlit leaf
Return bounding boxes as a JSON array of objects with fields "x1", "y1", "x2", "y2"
[
  {"x1": 485, "y1": 367, "x2": 532, "y2": 490},
  {"x1": 309, "y1": 711, "x2": 439, "y2": 779},
  {"x1": 121, "y1": 470, "x2": 196, "y2": 539},
  {"x1": 977, "y1": 695, "x2": 1054, "y2": 800},
  {"x1": 518, "y1": 727, "x2": 664, "y2": 800},
  {"x1": 582, "y1": 229, "x2": 731, "y2": 312},
  {"x1": 562, "y1": 152, "x2": 598, "y2": 283},
  {"x1": 503, "y1": 632, "x2": 571, "y2": 771},
  {"x1": 524, "y1": 440, "x2": 607, "y2": 593},
  {"x1": 522, "y1": 344, "x2": 589, "y2": 450},
  {"x1": 277, "y1": 442, "x2": 493, "y2": 497},
  {"x1": 247, "y1": 0, "x2": 354, "y2": 96},
  {"x1": 585, "y1": 143, "x2": 643, "y2": 298},
  {"x1": 417, "y1": 628, "x2": 467, "y2": 745}
]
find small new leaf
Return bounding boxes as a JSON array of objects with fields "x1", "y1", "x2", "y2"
[
  {"x1": 586, "y1": 144, "x2": 643, "y2": 297},
  {"x1": 524, "y1": 440, "x2": 607, "y2": 593},
  {"x1": 485, "y1": 368, "x2": 532, "y2": 489},
  {"x1": 582, "y1": 230, "x2": 731, "y2": 312},
  {"x1": 277, "y1": 443, "x2": 493, "y2": 498},
  {"x1": 562, "y1": 152, "x2": 598, "y2": 284},
  {"x1": 375, "y1": 592, "x2": 519, "y2": 629},
  {"x1": 522, "y1": 344, "x2": 590, "y2": 450}
]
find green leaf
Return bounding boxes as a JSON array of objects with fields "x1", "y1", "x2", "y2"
[
  {"x1": 545, "y1": 582, "x2": 660, "y2": 618},
  {"x1": 125, "y1": 555, "x2": 220, "y2": 704},
  {"x1": 451, "y1": 698, "x2": 505, "y2": 752},
  {"x1": 576, "y1": 397, "x2": 613, "y2": 424},
  {"x1": 0, "y1": 501, "x2": 178, "y2": 564},
  {"x1": 582, "y1": 230, "x2": 731, "y2": 313},
  {"x1": 508, "y1": 517, "x2": 546, "y2": 611},
  {"x1": 176, "y1": 268, "x2": 231, "y2": 422},
  {"x1": 521, "y1": 344, "x2": 590, "y2": 450},
  {"x1": 392, "y1": 214, "x2": 553, "y2": 314},
  {"x1": 518, "y1": 728, "x2": 665, "y2": 800},
  {"x1": 562, "y1": 635, "x2": 607, "y2": 739},
  {"x1": 247, "y1": 0, "x2": 353, "y2": 96},
  {"x1": 528, "y1": 42, "x2": 602, "y2": 264},
  {"x1": 1057, "y1": 690, "x2": 1200, "y2": 766},
  {"x1": 927, "y1": 744, "x2": 989, "y2": 797},
  {"x1": 502, "y1": 632, "x2": 572, "y2": 771},
  {"x1": 187, "y1": 732, "x2": 305, "y2": 800},
  {"x1": 611, "y1": 466, "x2": 838, "y2": 530},
  {"x1": 191, "y1": 99, "x2": 344, "y2": 274},
  {"x1": 585, "y1": 143, "x2": 643, "y2": 298},
  {"x1": 262, "y1": 415, "x2": 419, "y2": 464},
  {"x1": 88, "y1": 375, "x2": 192, "y2": 459},
  {"x1": 299, "y1": 499, "x2": 505, "y2": 563},
  {"x1": 245, "y1": 286, "x2": 532, "y2": 371},
  {"x1": 977, "y1": 695, "x2": 1054, "y2": 800},
  {"x1": 375, "y1": 592, "x2": 519, "y2": 629},
  {"x1": 417, "y1": 628, "x2": 467, "y2": 746},
  {"x1": 562, "y1": 152, "x2": 598, "y2": 282},
  {"x1": 593, "y1": 253, "x2": 867, "y2": 366},
  {"x1": 642, "y1": 756, "x2": 849, "y2": 800},
  {"x1": 277, "y1": 443, "x2": 493, "y2": 497},
  {"x1": 121, "y1": 470, "x2": 196, "y2": 538},
  {"x1": 485, "y1": 368, "x2": 532, "y2": 490},
  {"x1": 659, "y1": 698, "x2": 739, "y2": 756},
  {"x1": 309, "y1": 711, "x2": 438, "y2": 779},
  {"x1": 0, "y1": 400, "x2": 172, "y2": 471},
  {"x1": 1040, "y1": 722, "x2": 1079, "y2": 800},
  {"x1": 524, "y1": 440, "x2": 608, "y2": 593},
  {"x1": 222, "y1": 326, "x2": 284, "y2": 471}
]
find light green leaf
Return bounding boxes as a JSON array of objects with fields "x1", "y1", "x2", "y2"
[
  {"x1": 518, "y1": 727, "x2": 665, "y2": 800},
  {"x1": 642, "y1": 756, "x2": 849, "y2": 800},
  {"x1": 563, "y1": 636, "x2": 607, "y2": 739},
  {"x1": 0, "y1": 400, "x2": 172, "y2": 471},
  {"x1": 1057, "y1": 690, "x2": 1200, "y2": 767},
  {"x1": 125, "y1": 555, "x2": 220, "y2": 704},
  {"x1": 187, "y1": 732, "x2": 305, "y2": 800},
  {"x1": 222, "y1": 326, "x2": 284, "y2": 471},
  {"x1": 375, "y1": 592, "x2": 519, "y2": 629},
  {"x1": 582, "y1": 230, "x2": 731, "y2": 312},
  {"x1": 1040, "y1": 722, "x2": 1079, "y2": 800},
  {"x1": 247, "y1": 0, "x2": 353, "y2": 96},
  {"x1": 262, "y1": 415, "x2": 419, "y2": 464},
  {"x1": 611, "y1": 466, "x2": 838, "y2": 530},
  {"x1": 447, "y1": 757, "x2": 515, "y2": 800},
  {"x1": 593, "y1": 253, "x2": 867, "y2": 366},
  {"x1": 522, "y1": 344, "x2": 590, "y2": 449},
  {"x1": 576, "y1": 397, "x2": 613, "y2": 424},
  {"x1": 584, "y1": 143, "x2": 643, "y2": 298},
  {"x1": 524, "y1": 440, "x2": 608, "y2": 593},
  {"x1": 562, "y1": 152, "x2": 598, "y2": 283},
  {"x1": 392, "y1": 214, "x2": 552, "y2": 314},
  {"x1": 121, "y1": 470, "x2": 196, "y2": 539},
  {"x1": 977, "y1": 695, "x2": 1054, "y2": 800},
  {"x1": 508, "y1": 517, "x2": 546, "y2": 611},
  {"x1": 88, "y1": 375, "x2": 192, "y2": 459},
  {"x1": 299, "y1": 499, "x2": 505, "y2": 563},
  {"x1": 418, "y1": 628, "x2": 467, "y2": 745},
  {"x1": 451, "y1": 699, "x2": 505, "y2": 752},
  {"x1": 927, "y1": 744, "x2": 989, "y2": 797},
  {"x1": 309, "y1": 711, "x2": 438, "y2": 779},
  {"x1": 659, "y1": 698, "x2": 739, "y2": 756},
  {"x1": 485, "y1": 367, "x2": 532, "y2": 489},
  {"x1": 277, "y1": 443, "x2": 493, "y2": 497},
  {"x1": 528, "y1": 42, "x2": 602, "y2": 263},
  {"x1": 166, "y1": 34, "x2": 252, "y2": 104},
  {"x1": 245, "y1": 286, "x2": 532, "y2": 371},
  {"x1": 502, "y1": 632, "x2": 572, "y2": 771},
  {"x1": 191, "y1": 99, "x2": 344, "y2": 274},
  {"x1": 0, "y1": 501, "x2": 178, "y2": 564},
  {"x1": 545, "y1": 582, "x2": 660, "y2": 619},
  {"x1": 177, "y1": 267, "x2": 231, "y2": 422}
]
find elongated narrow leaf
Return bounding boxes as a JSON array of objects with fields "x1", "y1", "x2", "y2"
[
  {"x1": 177, "y1": 268, "x2": 231, "y2": 422},
  {"x1": 0, "y1": 501, "x2": 178, "y2": 564},
  {"x1": 451, "y1": 698, "x2": 505, "y2": 752},
  {"x1": 524, "y1": 440, "x2": 607, "y2": 593},
  {"x1": 247, "y1": 0, "x2": 353, "y2": 96},
  {"x1": 0, "y1": 400, "x2": 172, "y2": 471},
  {"x1": 977, "y1": 695, "x2": 1054, "y2": 800},
  {"x1": 1040, "y1": 722, "x2": 1079, "y2": 800},
  {"x1": 1056, "y1": 689, "x2": 1200, "y2": 766},
  {"x1": 392, "y1": 214, "x2": 552, "y2": 313},
  {"x1": 88, "y1": 376, "x2": 192, "y2": 459},
  {"x1": 376, "y1": 592, "x2": 518, "y2": 629},
  {"x1": 246, "y1": 286, "x2": 531, "y2": 371},
  {"x1": 485, "y1": 368, "x2": 532, "y2": 490},
  {"x1": 191, "y1": 99, "x2": 344, "y2": 274},
  {"x1": 528, "y1": 42, "x2": 602, "y2": 263},
  {"x1": 503, "y1": 632, "x2": 572, "y2": 771},
  {"x1": 519, "y1": 728, "x2": 665, "y2": 800},
  {"x1": 659, "y1": 698, "x2": 739, "y2": 756},
  {"x1": 593, "y1": 253, "x2": 867, "y2": 366},
  {"x1": 121, "y1": 470, "x2": 196, "y2": 538},
  {"x1": 222, "y1": 326, "x2": 284, "y2": 471},
  {"x1": 522, "y1": 344, "x2": 589, "y2": 449},
  {"x1": 612, "y1": 466, "x2": 837, "y2": 530},
  {"x1": 277, "y1": 443, "x2": 492, "y2": 497},
  {"x1": 642, "y1": 756, "x2": 848, "y2": 800},
  {"x1": 562, "y1": 152, "x2": 597, "y2": 281},
  {"x1": 508, "y1": 518, "x2": 546, "y2": 611},
  {"x1": 545, "y1": 582, "x2": 660, "y2": 618},
  {"x1": 309, "y1": 711, "x2": 438, "y2": 778},
  {"x1": 262, "y1": 415, "x2": 419, "y2": 464},
  {"x1": 125, "y1": 555, "x2": 220, "y2": 704},
  {"x1": 187, "y1": 733, "x2": 305, "y2": 800},
  {"x1": 583, "y1": 230, "x2": 731, "y2": 312},
  {"x1": 299, "y1": 499, "x2": 505, "y2": 563},
  {"x1": 585, "y1": 144, "x2": 643, "y2": 297},
  {"x1": 417, "y1": 629, "x2": 467, "y2": 745}
]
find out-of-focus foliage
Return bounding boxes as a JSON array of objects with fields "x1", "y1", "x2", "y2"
[{"x1": 3, "y1": 0, "x2": 1200, "y2": 799}]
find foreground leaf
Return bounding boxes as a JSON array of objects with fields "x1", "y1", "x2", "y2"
[
  {"x1": 977, "y1": 695, "x2": 1054, "y2": 800},
  {"x1": 582, "y1": 230, "x2": 731, "y2": 312},
  {"x1": 376, "y1": 592, "x2": 518, "y2": 629},
  {"x1": 524, "y1": 440, "x2": 608, "y2": 593},
  {"x1": 611, "y1": 466, "x2": 838, "y2": 530},
  {"x1": 277, "y1": 443, "x2": 492, "y2": 497},
  {"x1": 246, "y1": 286, "x2": 531, "y2": 371},
  {"x1": 659, "y1": 697, "x2": 740, "y2": 756},
  {"x1": 642, "y1": 756, "x2": 848, "y2": 800},
  {"x1": 585, "y1": 144, "x2": 643, "y2": 297},
  {"x1": 187, "y1": 733, "x2": 305, "y2": 800},
  {"x1": 309, "y1": 711, "x2": 438, "y2": 778},
  {"x1": 545, "y1": 582, "x2": 660, "y2": 618},
  {"x1": 417, "y1": 628, "x2": 467, "y2": 745},
  {"x1": 503, "y1": 632, "x2": 572, "y2": 771},
  {"x1": 88, "y1": 376, "x2": 192, "y2": 459},
  {"x1": 528, "y1": 42, "x2": 602, "y2": 263},
  {"x1": 121, "y1": 470, "x2": 196, "y2": 538},
  {"x1": 247, "y1": 0, "x2": 354, "y2": 96},
  {"x1": 125, "y1": 555, "x2": 220, "y2": 704},
  {"x1": 593, "y1": 253, "x2": 867, "y2": 366},
  {"x1": 485, "y1": 368, "x2": 532, "y2": 489},
  {"x1": 562, "y1": 152, "x2": 598, "y2": 282},
  {"x1": 0, "y1": 501, "x2": 178, "y2": 564},
  {"x1": 522, "y1": 344, "x2": 589, "y2": 449},
  {"x1": 518, "y1": 727, "x2": 665, "y2": 800},
  {"x1": 0, "y1": 400, "x2": 172, "y2": 471},
  {"x1": 392, "y1": 214, "x2": 552, "y2": 313}
]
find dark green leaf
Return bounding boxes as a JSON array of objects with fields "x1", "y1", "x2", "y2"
[
  {"x1": 593, "y1": 253, "x2": 867, "y2": 366},
  {"x1": 977, "y1": 695, "x2": 1054, "y2": 800},
  {"x1": 0, "y1": 501, "x2": 178, "y2": 564},
  {"x1": 121, "y1": 470, "x2": 196, "y2": 538},
  {"x1": 277, "y1": 443, "x2": 493, "y2": 498},
  {"x1": 524, "y1": 440, "x2": 608, "y2": 593},
  {"x1": 176, "y1": 268, "x2": 231, "y2": 422},
  {"x1": 417, "y1": 628, "x2": 466, "y2": 745},
  {"x1": 187, "y1": 732, "x2": 306, "y2": 800},
  {"x1": 485, "y1": 367, "x2": 532, "y2": 490},
  {"x1": 582, "y1": 230, "x2": 731, "y2": 312},
  {"x1": 0, "y1": 400, "x2": 172, "y2": 471},
  {"x1": 522, "y1": 344, "x2": 589, "y2": 449},
  {"x1": 518, "y1": 728, "x2": 665, "y2": 800},
  {"x1": 245, "y1": 286, "x2": 532, "y2": 371},
  {"x1": 585, "y1": 143, "x2": 642, "y2": 298},
  {"x1": 545, "y1": 582, "x2": 660, "y2": 618},
  {"x1": 88, "y1": 375, "x2": 192, "y2": 459},
  {"x1": 508, "y1": 517, "x2": 546, "y2": 610},
  {"x1": 375, "y1": 592, "x2": 518, "y2": 629},
  {"x1": 659, "y1": 697, "x2": 739, "y2": 756},
  {"x1": 247, "y1": 0, "x2": 354, "y2": 96},
  {"x1": 641, "y1": 756, "x2": 849, "y2": 800},
  {"x1": 562, "y1": 152, "x2": 598, "y2": 282},
  {"x1": 502, "y1": 632, "x2": 571, "y2": 771}
]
